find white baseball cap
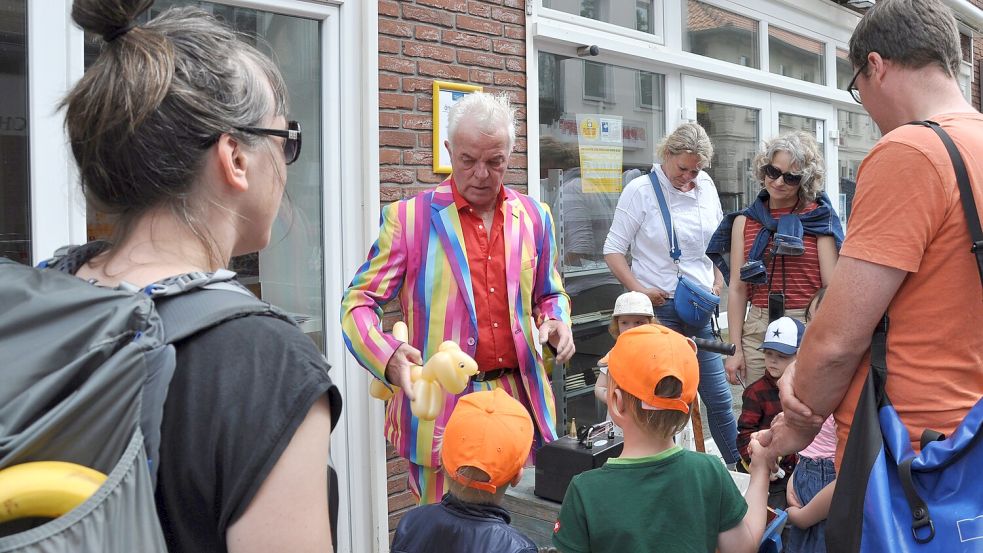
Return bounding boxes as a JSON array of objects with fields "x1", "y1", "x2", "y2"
[
  {"x1": 612, "y1": 291, "x2": 654, "y2": 318},
  {"x1": 759, "y1": 316, "x2": 805, "y2": 355}
]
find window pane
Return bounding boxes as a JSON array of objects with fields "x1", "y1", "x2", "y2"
[
  {"x1": 697, "y1": 101, "x2": 760, "y2": 214},
  {"x1": 543, "y1": 0, "x2": 659, "y2": 36},
  {"x1": 836, "y1": 48, "x2": 852, "y2": 90},
  {"x1": 837, "y1": 109, "x2": 880, "y2": 230},
  {"x1": 683, "y1": 0, "x2": 759, "y2": 69},
  {"x1": 769, "y1": 26, "x2": 825, "y2": 84},
  {"x1": 538, "y1": 52, "x2": 665, "y2": 427},
  {"x1": 0, "y1": 0, "x2": 31, "y2": 264},
  {"x1": 778, "y1": 113, "x2": 819, "y2": 141},
  {"x1": 83, "y1": 2, "x2": 326, "y2": 350}
]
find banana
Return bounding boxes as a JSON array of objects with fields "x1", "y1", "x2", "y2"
[{"x1": 0, "y1": 461, "x2": 107, "y2": 523}]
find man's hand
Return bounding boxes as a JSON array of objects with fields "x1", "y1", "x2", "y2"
[
  {"x1": 724, "y1": 352, "x2": 746, "y2": 386},
  {"x1": 778, "y1": 361, "x2": 825, "y2": 429},
  {"x1": 385, "y1": 342, "x2": 423, "y2": 401},
  {"x1": 753, "y1": 413, "x2": 819, "y2": 464},
  {"x1": 641, "y1": 287, "x2": 670, "y2": 307},
  {"x1": 539, "y1": 319, "x2": 575, "y2": 364}
]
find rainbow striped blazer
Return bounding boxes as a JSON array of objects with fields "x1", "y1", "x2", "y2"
[{"x1": 341, "y1": 180, "x2": 571, "y2": 467}]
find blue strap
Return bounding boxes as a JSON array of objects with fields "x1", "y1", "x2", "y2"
[{"x1": 648, "y1": 172, "x2": 681, "y2": 262}]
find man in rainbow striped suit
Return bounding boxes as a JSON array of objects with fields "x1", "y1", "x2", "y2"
[{"x1": 342, "y1": 92, "x2": 574, "y2": 504}]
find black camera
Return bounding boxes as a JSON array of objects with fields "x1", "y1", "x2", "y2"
[{"x1": 768, "y1": 291, "x2": 785, "y2": 322}]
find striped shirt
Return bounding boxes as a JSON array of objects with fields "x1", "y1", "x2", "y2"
[{"x1": 743, "y1": 203, "x2": 822, "y2": 309}]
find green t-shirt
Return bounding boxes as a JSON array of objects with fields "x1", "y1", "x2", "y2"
[{"x1": 552, "y1": 448, "x2": 747, "y2": 553}]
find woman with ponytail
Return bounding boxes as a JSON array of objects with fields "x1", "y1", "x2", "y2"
[{"x1": 62, "y1": 1, "x2": 340, "y2": 551}]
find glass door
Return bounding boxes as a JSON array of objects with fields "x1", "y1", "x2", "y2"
[{"x1": 0, "y1": 0, "x2": 30, "y2": 264}]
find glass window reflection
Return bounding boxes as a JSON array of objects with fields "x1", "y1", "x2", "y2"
[
  {"x1": 837, "y1": 109, "x2": 881, "y2": 229},
  {"x1": 769, "y1": 26, "x2": 825, "y2": 85},
  {"x1": 684, "y1": 0, "x2": 759, "y2": 69},
  {"x1": 543, "y1": 0, "x2": 660, "y2": 36},
  {"x1": 0, "y1": 0, "x2": 31, "y2": 264}
]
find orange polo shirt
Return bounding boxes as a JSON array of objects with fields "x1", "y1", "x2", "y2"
[{"x1": 451, "y1": 179, "x2": 519, "y2": 372}]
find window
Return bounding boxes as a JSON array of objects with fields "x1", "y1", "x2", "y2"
[
  {"x1": 835, "y1": 48, "x2": 852, "y2": 90},
  {"x1": 583, "y1": 61, "x2": 612, "y2": 102},
  {"x1": 83, "y1": 0, "x2": 327, "y2": 350},
  {"x1": 683, "y1": 0, "x2": 759, "y2": 69},
  {"x1": 768, "y1": 26, "x2": 825, "y2": 85},
  {"x1": 636, "y1": 71, "x2": 660, "y2": 109},
  {"x1": 0, "y1": 0, "x2": 30, "y2": 264},
  {"x1": 544, "y1": 0, "x2": 660, "y2": 36},
  {"x1": 837, "y1": 109, "x2": 880, "y2": 229},
  {"x1": 697, "y1": 100, "x2": 759, "y2": 214}
]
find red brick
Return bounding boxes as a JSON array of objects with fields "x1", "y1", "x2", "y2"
[
  {"x1": 379, "y1": 0, "x2": 399, "y2": 17},
  {"x1": 442, "y1": 30, "x2": 492, "y2": 51},
  {"x1": 415, "y1": 25, "x2": 441, "y2": 42},
  {"x1": 503, "y1": 0, "x2": 523, "y2": 7},
  {"x1": 380, "y1": 92, "x2": 416, "y2": 110},
  {"x1": 387, "y1": 475, "x2": 408, "y2": 494},
  {"x1": 506, "y1": 57, "x2": 525, "y2": 71},
  {"x1": 492, "y1": 38, "x2": 524, "y2": 56},
  {"x1": 504, "y1": 24, "x2": 524, "y2": 40},
  {"x1": 417, "y1": 0, "x2": 467, "y2": 12},
  {"x1": 418, "y1": 133, "x2": 433, "y2": 148},
  {"x1": 380, "y1": 186, "x2": 403, "y2": 202},
  {"x1": 492, "y1": 6, "x2": 523, "y2": 24},
  {"x1": 402, "y1": 77, "x2": 434, "y2": 93},
  {"x1": 379, "y1": 19, "x2": 413, "y2": 38},
  {"x1": 402, "y1": 114, "x2": 433, "y2": 130},
  {"x1": 456, "y1": 14, "x2": 503, "y2": 36},
  {"x1": 468, "y1": 1, "x2": 491, "y2": 17},
  {"x1": 380, "y1": 168, "x2": 415, "y2": 184},
  {"x1": 403, "y1": 149, "x2": 433, "y2": 165},
  {"x1": 389, "y1": 506, "x2": 415, "y2": 531},
  {"x1": 504, "y1": 171, "x2": 527, "y2": 185},
  {"x1": 494, "y1": 71, "x2": 525, "y2": 87},
  {"x1": 402, "y1": 4, "x2": 455, "y2": 27},
  {"x1": 403, "y1": 42, "x2": 456, "y2": 63},
  {"x1": 416, "y1": 97, "x2": 434, "y2": 112},
  {"x1": 379, "y1": 148, "x2": 401, "y2": 164},
  {"x1": 379, "y1": 73, "x2": 400, "y2": 91},
  {"x1": 470, "y1": 68, "x2": 494, "y2": 84},
  {"x1": 388, "y1": 490, "x2": 417, "y2": 513},
  {"x1": 510, "y1": 153, "x2": 527, "y2": 168},
  {"x1": 514, "y1": 106, "x2": 527, "y2": 121},
  {"x1": 513, "y1": 137, "x2": 527, "y2": 153},
  {"x1": 418, "y1": 60, "x2": 469, "y2": 80},
  {"x1": 457, "y1": 50, "x2": 505, "y2": 69},
  {"x1": 379, "y1": 112, "x2": 401, "y2": 129},
  {"x1": 417, "y1": 168, "x2": 445, "y2": 183},
  {"x1": 379, "y1": 55, "x2": 416, "y2": 74},
  {"x1": 388, "y1": 442, "x2": 400, "y2": 459},
  {"x1": 380, "y1": 130, "x2": 418, "y2": 148},
  {"x1": 379, "y1": 36, "x2": 400, "y2": 54}
]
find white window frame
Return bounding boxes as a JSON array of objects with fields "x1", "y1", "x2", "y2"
[{"x1": 26, "y1": 1, "x2": 382, "y2": 551}]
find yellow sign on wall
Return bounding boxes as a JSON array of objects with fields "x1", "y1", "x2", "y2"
[{"x1": 575, "y1": 114, "x2": 623, "y2": 193}]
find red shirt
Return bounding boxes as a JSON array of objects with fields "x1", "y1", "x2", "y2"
[
  {"x1": 451, "y1": 180, "x2": 519, "y2": 372},
  {"x1": 742, "y1": 203, "x2": 823, "y2": 309}
]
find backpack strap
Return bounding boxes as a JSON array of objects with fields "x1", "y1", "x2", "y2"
[{"x1": 908, "y1": 120, "x2": 983, "y2": 289}]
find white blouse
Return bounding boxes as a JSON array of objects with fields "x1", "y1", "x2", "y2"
[{"x1": 603, "y1": 164, "x2": 723, "y2": 295}]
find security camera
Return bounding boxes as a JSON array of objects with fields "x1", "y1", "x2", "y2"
[{"x1": 577, "y1": 45, "x2": 600, "y2": 57}]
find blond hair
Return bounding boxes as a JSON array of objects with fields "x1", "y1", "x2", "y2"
[
  {"x1": 444, "y1": 466, "x2": 510, "y2": 505},
  {"x1": 656, "y1": 122, "x2": 714, "y2": 168},
  {"x1": 608, "y1": 314, "x2": 659, "y2": 340},
  {"x1": 609, "y1": 374, "x2": 690, "y2": 440}
]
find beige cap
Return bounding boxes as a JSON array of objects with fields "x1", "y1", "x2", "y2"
[{"x1": 612, "y1": 291, "x2": 654, "y2": 318}]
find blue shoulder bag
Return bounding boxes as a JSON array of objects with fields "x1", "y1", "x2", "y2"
[
  {"x1": 649, "y1": 172, "x2": 720, "y2": 328},
  {"x1": 826, "y1": 121, "x2": 983, "y2": 552}
]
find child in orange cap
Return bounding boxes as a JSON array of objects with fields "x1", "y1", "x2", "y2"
[
  {"x1": 553, "y1": 324, "x2": 771, "y2": 553},
  {"x1": 391, "y1": 388, "x2": 538, "y2": 552}
]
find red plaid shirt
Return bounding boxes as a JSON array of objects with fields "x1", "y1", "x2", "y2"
[{"x1": 737, "y1": 373, "x2": 797, "y2": 472}]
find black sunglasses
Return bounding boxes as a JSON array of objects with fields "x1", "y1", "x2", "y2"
[
  {"x1": 762, "y1": 163, "x2": 803, "y2": 186},
  {"x1": 847, "y1": 60, "x2": 868, "y2": 104},
  {"x1": 235, "y1": 120, "x2": 302, "y2": 165}
]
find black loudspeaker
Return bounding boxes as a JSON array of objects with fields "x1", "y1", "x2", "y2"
[{"x1": 534, "y1": 435, "x2": 624, "y2": 502}]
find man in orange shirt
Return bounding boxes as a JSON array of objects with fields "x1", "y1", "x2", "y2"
[{"x1": 757, "y1": 0, "x2": 983, "y2": 471}]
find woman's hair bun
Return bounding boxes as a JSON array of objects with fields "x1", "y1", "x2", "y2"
[{"x1": 71, "y1": 0, "x2": 153, "y2": 42}]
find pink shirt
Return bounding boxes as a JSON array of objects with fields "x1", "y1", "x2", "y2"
[{"x1": 799, "y1": 416, "x2": 837, "y2": 460}]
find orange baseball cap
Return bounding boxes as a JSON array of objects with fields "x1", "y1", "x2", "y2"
[
  {"x1": 607, "y1": 324, "x2": 699, "y2": 414},
  {"x1": 441, "y1": 388, "x2": 533, "y2": 494}
]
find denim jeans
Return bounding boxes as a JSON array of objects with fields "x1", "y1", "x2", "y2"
[
  {"x1": 654, "y1": 304, "x2": 740, "y2": 464},
  {"x1": 787, "y1": 456, "x2": 836, "y2": 553}
]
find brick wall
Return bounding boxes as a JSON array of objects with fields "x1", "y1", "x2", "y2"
[{"x1": 377, "y1": 0, "x2": 529, "y2": 537}]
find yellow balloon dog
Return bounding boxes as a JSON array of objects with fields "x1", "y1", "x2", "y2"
[{"x1": 368, "y1": 321, "x2": 479, "y2": 420}]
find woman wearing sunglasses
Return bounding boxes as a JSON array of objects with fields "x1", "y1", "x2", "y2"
[
  {"x1": 707, "y1": 131, "x2": 844, "y2": 389},
  {"x1": 57, "y1": 1, "x2": 338, "y2": 551}
]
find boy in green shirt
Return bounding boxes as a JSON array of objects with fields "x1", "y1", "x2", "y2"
[{"x1": 552, "y1": 324, "x2": 771, "y2": 553}]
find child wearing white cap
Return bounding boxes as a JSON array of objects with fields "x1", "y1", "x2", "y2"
[
  {"x1": 736, "y1": 316, "x2": 803, "y2": 509},
  {"x1": 593, "y1": 291, "x2": 658, "y2": 405}
]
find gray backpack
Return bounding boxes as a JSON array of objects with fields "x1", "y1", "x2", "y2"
[{"x1": 0, "y1": 245, "x2": 292, "y2": 552}]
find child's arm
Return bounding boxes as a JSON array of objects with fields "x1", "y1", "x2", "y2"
[
  {"x1": 787, "y1": 479, "x2": 836, "y2": 529},
  {"x1": 718, "y1": 436, "x2": 771, "y2": 553}
]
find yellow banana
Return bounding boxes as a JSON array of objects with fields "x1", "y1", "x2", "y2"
[{"x1": 0, "y1": 461, "x2": 107, "y2": 523}]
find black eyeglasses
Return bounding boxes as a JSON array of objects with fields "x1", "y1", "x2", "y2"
[
  {"x1": 762, "y1": 163, "x2": 803, "y2": 186},
  {"x1": 235, "y1": 120, "x2": 302, "y2": 165},
  {"x1": 847, "y1": 60, "x2": 868, "y2": 104}
]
